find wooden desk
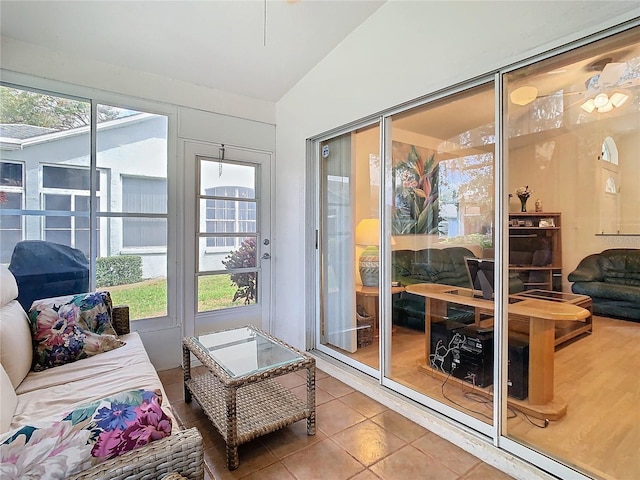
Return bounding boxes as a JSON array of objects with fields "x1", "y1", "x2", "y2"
[
  {"x1": 355, "y1": 285, "x2": 405, "y2": 337},
  {"x1": 405, "y1": 283, "x2": 590, "y2": 420}
]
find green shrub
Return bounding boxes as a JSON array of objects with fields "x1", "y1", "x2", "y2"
[{"x1": 97, "y1": 255, "x2": 143, "y2": 287}]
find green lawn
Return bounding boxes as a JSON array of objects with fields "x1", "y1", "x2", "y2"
[{"x1": 106, "y1": 274, "x2": 242, "y2": 320}]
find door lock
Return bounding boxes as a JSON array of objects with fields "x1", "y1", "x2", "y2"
[{"x1": 261, "y1": 253, "x2": 271, "y2": 260}]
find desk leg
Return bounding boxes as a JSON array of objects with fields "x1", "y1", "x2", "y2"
[{"x1": 528, "y1": 316, "x2": 555, "y2": 405}]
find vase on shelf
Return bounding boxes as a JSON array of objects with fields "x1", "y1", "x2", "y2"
[{"x1": 518, "y1": 195, "x2": 529, "y2": 212}]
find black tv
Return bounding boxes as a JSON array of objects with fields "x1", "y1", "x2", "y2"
[{"x1": 464, "y1": 257, "x2": 495, "y2": 300}]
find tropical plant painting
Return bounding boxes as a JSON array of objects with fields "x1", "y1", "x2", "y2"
[{"x1": 392, "y1": 142, "x2": 440, "y2": 234}]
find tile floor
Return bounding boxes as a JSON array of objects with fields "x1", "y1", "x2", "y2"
[{"x1": 158, "y1": 367, "x2": 513, "y2": 480}]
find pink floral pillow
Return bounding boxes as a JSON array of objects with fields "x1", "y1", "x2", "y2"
[
  {"x1": 0, "y1": 389, "x2": 171, "y2": 478},
  {"x1": 28, "y1": 292, "x2": 124, "y2": 371}
]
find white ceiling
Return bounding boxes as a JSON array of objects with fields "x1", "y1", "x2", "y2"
[{"x1": 0, "y1": 0, "x2": 385, "y2": 102}]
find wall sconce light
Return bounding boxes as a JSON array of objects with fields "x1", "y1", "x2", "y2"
[
  {"x1": 355, "y1": 218, "x2": 395, "y2": 287},
  {"x1": 510, "y1": 86, "x2": 539, "y2": 106},
  {"x1": 581, "y1": 91, "x2": 629, "y2": 113}
]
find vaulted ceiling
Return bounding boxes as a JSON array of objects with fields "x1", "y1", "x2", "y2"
[{"x1": 0, "y1": 0, "x2": 385, "y2": 102}]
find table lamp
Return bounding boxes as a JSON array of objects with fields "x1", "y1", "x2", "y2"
[{"x1": 355, "y1": 218, "x2": 398, "y2": 287}]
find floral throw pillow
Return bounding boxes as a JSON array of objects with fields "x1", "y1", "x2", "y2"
[
  {"x1": 0, "y1": 389, "x2": 172, "y2": 479},
  {"x1": 28, "y1": 292, "x2": 124, "y2": 372}
]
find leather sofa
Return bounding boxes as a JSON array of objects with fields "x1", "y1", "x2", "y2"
[
  {"x1": 392, "y1": 247, "x2": 524, "y2": 330},
  {"x1": 568, "y1": 248, "x2": 640, "y2": 321}
]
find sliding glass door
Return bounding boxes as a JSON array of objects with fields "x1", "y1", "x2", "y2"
[
  {"x1": 313, "y1": 23, "x2": 639, "y2": 480},
  {"x1": 384, "y1": 83, "x2": 497, "y2": 430},
  {"x1": 502, "y1": 26, "x2": 640, "y2": 478},
  {"x1": 317, "y1": 124, "x2": 381, "y2": 372}
]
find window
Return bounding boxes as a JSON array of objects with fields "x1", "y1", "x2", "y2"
[
  {"x1": 205, "y1": 186, "x2": 255, "y2": 248},
  {"x1": 0, "y1": 85, "x2": 170, "y2": 322},
  {"x1": 42, "y1": 166, "x2": 98, "y2": 257},
  {"x1": 122, "y1": 176, "x2": 167, "y2": 248},
  {"x1": 0, "y1": 161, "x2": 23, "y2": 263}
]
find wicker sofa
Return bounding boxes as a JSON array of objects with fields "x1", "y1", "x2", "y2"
[{"x1": 0, "y1": 265, "x2": 204, "y2": 479}]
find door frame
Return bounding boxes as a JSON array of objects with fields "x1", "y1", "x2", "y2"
[{"x1": 182, "y1": 139, "x2": 273, "y2": 338}]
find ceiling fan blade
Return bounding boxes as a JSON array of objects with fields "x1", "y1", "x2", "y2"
[{"x1": 598, "y1": 62, "x2": 627, "y2": 86}]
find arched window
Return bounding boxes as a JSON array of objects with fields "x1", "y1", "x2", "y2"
[{"x1": 601, "y1": 136, "x2": 619, "y2": 165}]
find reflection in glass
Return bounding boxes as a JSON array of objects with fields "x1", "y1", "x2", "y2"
[
  {"x1": 387, "y1": 84, "x2": 495, "y2": 427},
  {"x1": 504, "y1": 26, "x2": 639, "y2": 478},
  {"x1": 197, "y1": 272, "x2": 258, "y2": 312}
]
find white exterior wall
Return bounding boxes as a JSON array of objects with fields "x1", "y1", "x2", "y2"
[{"x1": 273, "y1": 1, "x2": 640, "y2": 348}]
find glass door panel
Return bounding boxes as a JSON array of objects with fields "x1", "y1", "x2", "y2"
[
  {"x1": 197, "y1": 157, "x2": 259, "y2": 313},
  {"x1": 318, "y1": 124, "x2": 381, "y2": 370},
  {"x1": 503, "y1": 26, "x2": 640, "y2": 478},
  {"x1": 387, "y1": 83, "x2": 496, "y2": 427}
]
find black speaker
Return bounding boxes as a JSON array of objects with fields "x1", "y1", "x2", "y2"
[
  {"x1": 429, "y1": 320, "x2": 467, "y2": 374},
  {"x1": 507, "y1": 333, "x2": 529, "y2": 400},
  {"x1": 452, "y1": 326, "x2": 494, "y2": 388}
]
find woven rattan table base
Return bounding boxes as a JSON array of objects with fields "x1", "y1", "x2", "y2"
[
  {"x1": 183, "y1": 329, "x2": 316, "y2": 470},
  {"x1": 186, "y1": 373, "x2": 310, "y2": 445}
]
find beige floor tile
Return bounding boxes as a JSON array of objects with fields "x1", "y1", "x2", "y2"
[
  {"x1": 339, "y1": 391, "x2": 388, "y2": 418},
  {"x1": 157, "y1": 365, "x2": 515, "y2": 480},
  {"x1": 239, "y1": 461, "x2": 297, "y2": 480},
  {"x1": 331, "y1": 420, "x2": 406, "y2": 466},
  {"x1": 350, "y1": 470, "x2": 382, "y2": 480},
  {"x1": 260, "y1": 420, "x2": 326, "y2": 459},
  {"x1": 157, "y1": 366, "x2": 183, "y2": 385},
  {"x1": 276, "y1": 371, "x2": 307, "y2": 389},
  {"x1": 290, "y1": 383, "x2": 334, "y2": 405},
  {"x1": 204, "y1": 437, "x2": 279, "y2": 480},
  {"x1": 316, "y1": 376, "x2": 356, "y2": 397},
  {"x1": 369, "y1": 444, "x2": 458, "y2": 480},
  {"x1": 461, "y1": 461, "x2": 515, "y2": 480},
  {"x1": 370, "y1": 410, "x2": 429, "y2": 443},
  {"x1": 412, "y1": 431, "x2": 481, "y2": 476},
  {"x1": 316, "y1": 399, "x2": 366, "y2": 436},
  {"x1": 281, "y1": 438, "x2": 364, "y2": 480}
]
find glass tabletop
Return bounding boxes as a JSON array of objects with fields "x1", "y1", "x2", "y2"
[
  {"x1": 510, "y1": 289, "x2": 586, "y2": 302},
  {"x1": 195, "y1": 326, "x2": 304, "y2": 378}
]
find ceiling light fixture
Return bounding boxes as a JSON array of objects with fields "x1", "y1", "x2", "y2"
[
  {"x1": 593, "y1": 93, "x2": 609, "y2": 108},
  {"x1": 581, "y1": 90, "x2": 630, "y2": 114},
  {"x1": 510, "y1": 86, "x2": 538, "y2": 106}
]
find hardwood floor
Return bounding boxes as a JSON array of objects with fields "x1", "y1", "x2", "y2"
[{"x1": 335, "y1": 316, "x2": 640, "y2": 480}]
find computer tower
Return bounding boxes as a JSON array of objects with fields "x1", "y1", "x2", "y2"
[
  {"x1": 429, "y1": 320, "x2": 467, "y2": 374},
  {"x1": 452, "y1": 326, "x2": 493, "y2": 388},
  {"x1": 507, "y1": 333, "x2": 529, "y2": 400}
]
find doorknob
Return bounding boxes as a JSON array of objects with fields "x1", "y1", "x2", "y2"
[{"x1": 261, "y1": 253, "x2": 271, "y2": 260}]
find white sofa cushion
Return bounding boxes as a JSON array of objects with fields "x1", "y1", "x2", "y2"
[
  {"x1": 0, "y1": 265, "x2": 18, "y2": 309},
  {"x1": 0, "y1": 299, "x2": 33, "y2": 389},
  {"x1": 0, "y1": 364, "x2": 17, "y2": 434},
  {"x1": 12, "y1": 332, "x2": 176, "y2": 432}
]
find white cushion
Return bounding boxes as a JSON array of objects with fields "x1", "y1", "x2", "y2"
[
  {"x1": 0, "y1": 265, "x2": 18, "y2": 309},
  {"x1": 0, "y1": 364, "x2": 17, "y2": 434},
  {"x1": 0, "y1": 299, "x2": 33, "y2": 389}
]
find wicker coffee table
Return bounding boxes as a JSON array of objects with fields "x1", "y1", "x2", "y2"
[{"x1": 182, "y1": 326, "x2": 316, "y2": 470}]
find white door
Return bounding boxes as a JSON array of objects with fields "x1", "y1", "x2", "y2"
[{"x1": 184, "y1": 141, "x2": 272, "y2": 336}]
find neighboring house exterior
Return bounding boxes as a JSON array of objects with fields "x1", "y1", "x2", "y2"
[{"x1": 0, "y1": 114, "x2": 168, "y2": 277}]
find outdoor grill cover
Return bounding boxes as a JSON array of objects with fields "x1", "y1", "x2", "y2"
[{"x1": 8, "y1": 241, "x2": 89, "y2": 311}]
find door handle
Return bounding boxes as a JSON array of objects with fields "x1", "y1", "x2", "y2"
[{"x1": 261, "y1": 253, "x2": 271, "y2": 260}]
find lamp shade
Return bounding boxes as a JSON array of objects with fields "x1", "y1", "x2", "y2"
[{"x1": 355, "y1": 218, "x2": 379, "y2": 246}]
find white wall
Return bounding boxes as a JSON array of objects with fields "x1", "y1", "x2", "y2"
[
  {"x1": 1, "y1": 37, "x2": 278, "y2": 371},
  {"x1": 274, "y1": 2, "x2": 640, "y2": 348},
  {"x1": 0, "y1": 36, "x2": 276, "y2": 125}
]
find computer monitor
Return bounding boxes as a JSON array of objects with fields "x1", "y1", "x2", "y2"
[{"x1": 464, "y1": 257, "x2": 495, "y2": 300}]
